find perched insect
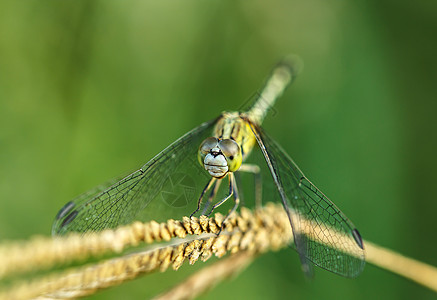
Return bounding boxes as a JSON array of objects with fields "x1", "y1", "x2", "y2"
[{"x1": 53, "y1": 59, "x2": 365, "y2": 278}]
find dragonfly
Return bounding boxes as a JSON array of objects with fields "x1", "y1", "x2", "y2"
[{"x1": 52, "y1": 59, "x2": 365, "y2": 278}]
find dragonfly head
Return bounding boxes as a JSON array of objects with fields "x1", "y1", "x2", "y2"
[{"x1": 198, "y1": 137, "x2": 242, "y2": 178}]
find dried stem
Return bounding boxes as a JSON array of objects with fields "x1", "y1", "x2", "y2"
[
  {"x1": 0, "y1": 203, "x2": 436, "y2": 300},
  {"x1": 365, "y1": 241, "x2": 437, "y2": 292},
  {"x1": 0, "y1": 204, "x2": 291, "y2": 300},
  {"x1": 152, "y1": 251, "x2": 255, "y2": 300},
  {"x1": 0, "y1": 204, "x2": 289, "y2": 280}
]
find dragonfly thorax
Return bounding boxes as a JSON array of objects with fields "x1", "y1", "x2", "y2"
[{"x1": 198, "y1": 137, "x2": 242, "y2": 178}]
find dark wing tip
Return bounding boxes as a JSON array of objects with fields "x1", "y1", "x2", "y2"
[
  {"x1": 52, "y1": 207, "x2": 79, "y2": 236},
  {"x1": 352, "y1": 228, "x2": 364, "y2": 250},
  {"x1": 55, "y1": 201, "x2": 76, "y2": 220},
  {"x1": 61, "y1": 210, "x2": 79, "y2": 227}
]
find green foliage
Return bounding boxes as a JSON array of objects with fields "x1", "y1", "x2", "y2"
[{"x1": 0, "y1": 1, "x2": 436, "y2": 299}]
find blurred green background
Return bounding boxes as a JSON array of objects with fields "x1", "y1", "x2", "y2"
[{"x1": 1, "y1": 0, "x2": 436, "y2": 299}]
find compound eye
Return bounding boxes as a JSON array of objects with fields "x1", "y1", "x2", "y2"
[
  {"x1": 199, "y1": 137, "x2": 219, "y2": 154},
  {"x1": 219, "y1": 139, "x2": 240, "y2": 159}
]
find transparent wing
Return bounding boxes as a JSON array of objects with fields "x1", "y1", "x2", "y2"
[
  {"x1": 250, "y1": 123, "x2": 365, "y2": 278},
  {"x1": 52, "y1": 119, "x2": 217, "y2": 236}
]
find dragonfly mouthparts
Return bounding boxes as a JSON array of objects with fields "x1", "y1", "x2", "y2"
[{"x1": 204, "y1": 153, "x2": 228, "y2": 177}]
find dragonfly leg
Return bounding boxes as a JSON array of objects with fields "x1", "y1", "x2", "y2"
[
  {"x1": 234, "y1": 171, "x2": 245, "y2": 207},
  {"x1": 201, "y1": 179, "x2": 222, "y2": 215},
  {"x1": 238, "y1": 164, "x2": 262, "y2": 208},
  {"x1": 190, "y1": 178, "x2": 216, "y2": 218},
  {"x1": 217, "y1": 173, "x2": 241, "y2": 235},
  {"x1": 206, "y1": 174, "x2": 234, "y2": 217}
]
